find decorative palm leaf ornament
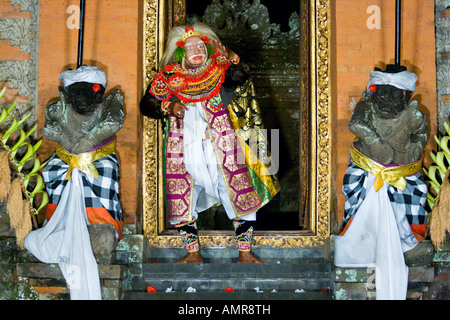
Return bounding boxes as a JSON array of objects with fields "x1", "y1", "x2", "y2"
[
  {"x1": 0, "y1": 87, "x2": 48, "y2": 247},
  {"x1": 423, "y1": 122, "x2": 450, "y2": 249}
]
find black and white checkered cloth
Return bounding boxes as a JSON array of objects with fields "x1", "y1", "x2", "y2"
[
  {"x1": 42, "y1": 153, "x2": 122, "y2": 222},
  {"x1": 341, "y1": 159, "x2": 428, "y2": 230}
]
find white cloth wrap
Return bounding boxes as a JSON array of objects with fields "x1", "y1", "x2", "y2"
[
  {"x1": 59, "y1": 66, "x2": 107, "y2": 88},
  {"x1": 334, "y1": 173, "x2": 418, "y2": 300},
  {"x1": 367, "y1": 70, "x2": 417, "y2": 92},
  {"x1": 173, "y1": 101, "x2": 256, "y2": 224},
  {"x1": 24, "y1": 169, "x2": 101, "y2": 300}
]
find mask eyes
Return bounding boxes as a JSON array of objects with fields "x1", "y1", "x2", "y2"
[{"x1": 185, "y1": 42, "x2": 205, "y2": 51}]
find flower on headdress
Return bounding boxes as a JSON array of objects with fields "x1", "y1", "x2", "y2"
[
  {"x1": 185, "y1": 27, "x2": 194, "y2": 33},
  {"x1": 176, "y1": 40, "x2": 185, "y2": 48},
  {"x1": 92, "y1": 83, "x2": 100, "y2": 93},
  {"x1": 201, "y1": 36, "x2": 210, "y2": 45},
  {"x1": 369, "y1": 84, "x2": 377, "y2": 93},
  {"x1": 224, "y1": 287, "x2": 235, "y2": 293}
]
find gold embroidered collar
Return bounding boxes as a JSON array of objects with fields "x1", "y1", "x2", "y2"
[{"x1": 150, "y1": 53, "x2": 231, "y2": 103}]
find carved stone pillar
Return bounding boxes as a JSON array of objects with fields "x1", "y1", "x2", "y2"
[{"x1": 0, "y1": 0, "x2": 40, "y2": 132}]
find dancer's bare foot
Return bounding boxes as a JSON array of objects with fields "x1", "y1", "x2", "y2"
[
  {"x1": 237, "y1": 251, "x2": 264, "y2": 264},
  {"x1": 176, "y1": 251, "x2": 204, "y2": 264}
]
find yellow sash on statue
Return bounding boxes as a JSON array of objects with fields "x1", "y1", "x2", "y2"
[
  {"x1": 350, "y1": 144, "x2": 423, "y2": 192},
  {"x1": 56, "y1": 139, "x2": 116, "y2": 180}
]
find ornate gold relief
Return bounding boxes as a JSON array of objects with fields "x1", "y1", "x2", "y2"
[{"x1": 141, "y1": 0, "x2": 332, "y2": 248}]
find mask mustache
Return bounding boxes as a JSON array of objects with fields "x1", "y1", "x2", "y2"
[{"x1": 188, "y1": 54, "x2": 206, "y2": 62}]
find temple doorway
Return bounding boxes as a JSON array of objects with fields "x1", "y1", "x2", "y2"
[
  {"x1": 141, "y1": 0, "x2": 332, "y2": 248},
  {"x1": 185, "y1": 0, "x2": 303, "y2": 232}
]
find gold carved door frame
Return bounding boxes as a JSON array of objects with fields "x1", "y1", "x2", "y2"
[{"x1": 139, "y1": 0, "x2": 333, "y2": 248}]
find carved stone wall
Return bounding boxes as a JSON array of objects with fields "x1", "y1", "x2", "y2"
[
  {"x1": 0, "y1": 0, "x2": 39, "y2": 132},
  {"x1": 435, "y1": 0, "x2": 450, "y2": 136}
]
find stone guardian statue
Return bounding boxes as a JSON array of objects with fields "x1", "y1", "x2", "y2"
[
  {"x1": 334, "y1": 65, "x2": 430, "y2": 300},
  {"x1": 24, "y1": 66, "x2": 124, "y2": 300}
]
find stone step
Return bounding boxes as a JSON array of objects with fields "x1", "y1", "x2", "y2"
[
  {"x1": 16, "y1": 262, "x2": 125, "y2": 281},
  {"x1": 128, "y1": 259, "x2": 332, "y2": 295},
  {"x1": 142, "y1": 261, "x2": 331, "y2": 278},
  {"x1": 124, "y1": 290, "x2": 332, "y2": 300},
  {"x1": 145, "y1": 247, "x2": 326, "y2": 264},
  {"x1": 133, "y1": 276, "x2": 331, "y2": 295},
  {"x1": 123, "y1": 245, "x2": 333, "y2": 299}
]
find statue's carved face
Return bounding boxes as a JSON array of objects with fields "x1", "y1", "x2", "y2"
[
  {"x1": 65, "y1": 82, "x2": 105, "y2": 115},
  {"x1": 371, "y1": 85, "x2": 409, "y2": 118},
  {"x1": 184, "y1": 36, "x2": 207, "y2": 68}
]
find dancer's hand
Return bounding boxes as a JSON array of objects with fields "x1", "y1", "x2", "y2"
[
  {"x1": 168, "y1": 101, "x2": 189, "y2": 118},
  {"x1": 211, "y1": 39, "x2": 232, "y2": 59}
]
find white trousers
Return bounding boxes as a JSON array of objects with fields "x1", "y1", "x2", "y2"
[{"x1": 171, "y1": 102, "x2": 257, "y2": 225}]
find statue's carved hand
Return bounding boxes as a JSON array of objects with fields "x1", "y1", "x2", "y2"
[
  {"x1": 408, "y1": 143, "x2": 421, "y2": 163},
  {"x1": 43, "y1": 122, "x2": 62, "y2": 142},
  {"x1": 371, "y1": 140, "x2": 394, "y2": 164},
  {"x1": 71, "y1": 138, "x2": 95, "y2": 154}
]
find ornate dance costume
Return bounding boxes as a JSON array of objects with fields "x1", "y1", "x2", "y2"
[{"x1": 140, "y1": 25, "x2": 280, "y2": 254}]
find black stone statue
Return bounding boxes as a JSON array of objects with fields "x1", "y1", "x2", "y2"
[
  {"x1": 44, "y1": 66, "x2": 124, "y2": 154},
  {"x1": 349, "y1": 65, "x2": 428, "y2": 165}
]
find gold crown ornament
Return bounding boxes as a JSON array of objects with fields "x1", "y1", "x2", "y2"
[{"x1": 179, "y1": 27, "x2": 203, "y2": 42}]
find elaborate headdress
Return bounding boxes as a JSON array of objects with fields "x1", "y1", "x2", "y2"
[
  {"x1": 172, "y1": 26, "x2": 215, "y2": 66},
  {"x1": 178, "y1": 26, "x2": 203, "y2": 42},
  {"x1": 159, "y1": 23, "x2": 220, "y2": 68}
]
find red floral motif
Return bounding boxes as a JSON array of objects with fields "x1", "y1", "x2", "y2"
[
  {"x1": 369, "y1": 84, "x2": 377, "y2": 93},
  {"x1": 165, "y1": 64, "x2": 173, "y2": 72},
  {"x1": 201, "y1": 36, "x2": 210, "y2": 45},
  {"x1": 176, "y1": 40, "x2": 185, "y2": 48},
  {"x1": 149, "y1": 54, "x2": 230, "y2": 104},
  {"x1": 224, "y1": 287, "x2": 235, "y2": 292},
  {"x1": 185, "y1": 27, "x2": 194, "y2": 33},
  {"x1": 168, "y1": 75, "x2": 186, "y2": 91},
  {"x1": 150, "y1": 77, "x2": 169, "y2": 98},
  {"x1": 92, "y1": 83, "x2": 100, "y2": 93}
]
